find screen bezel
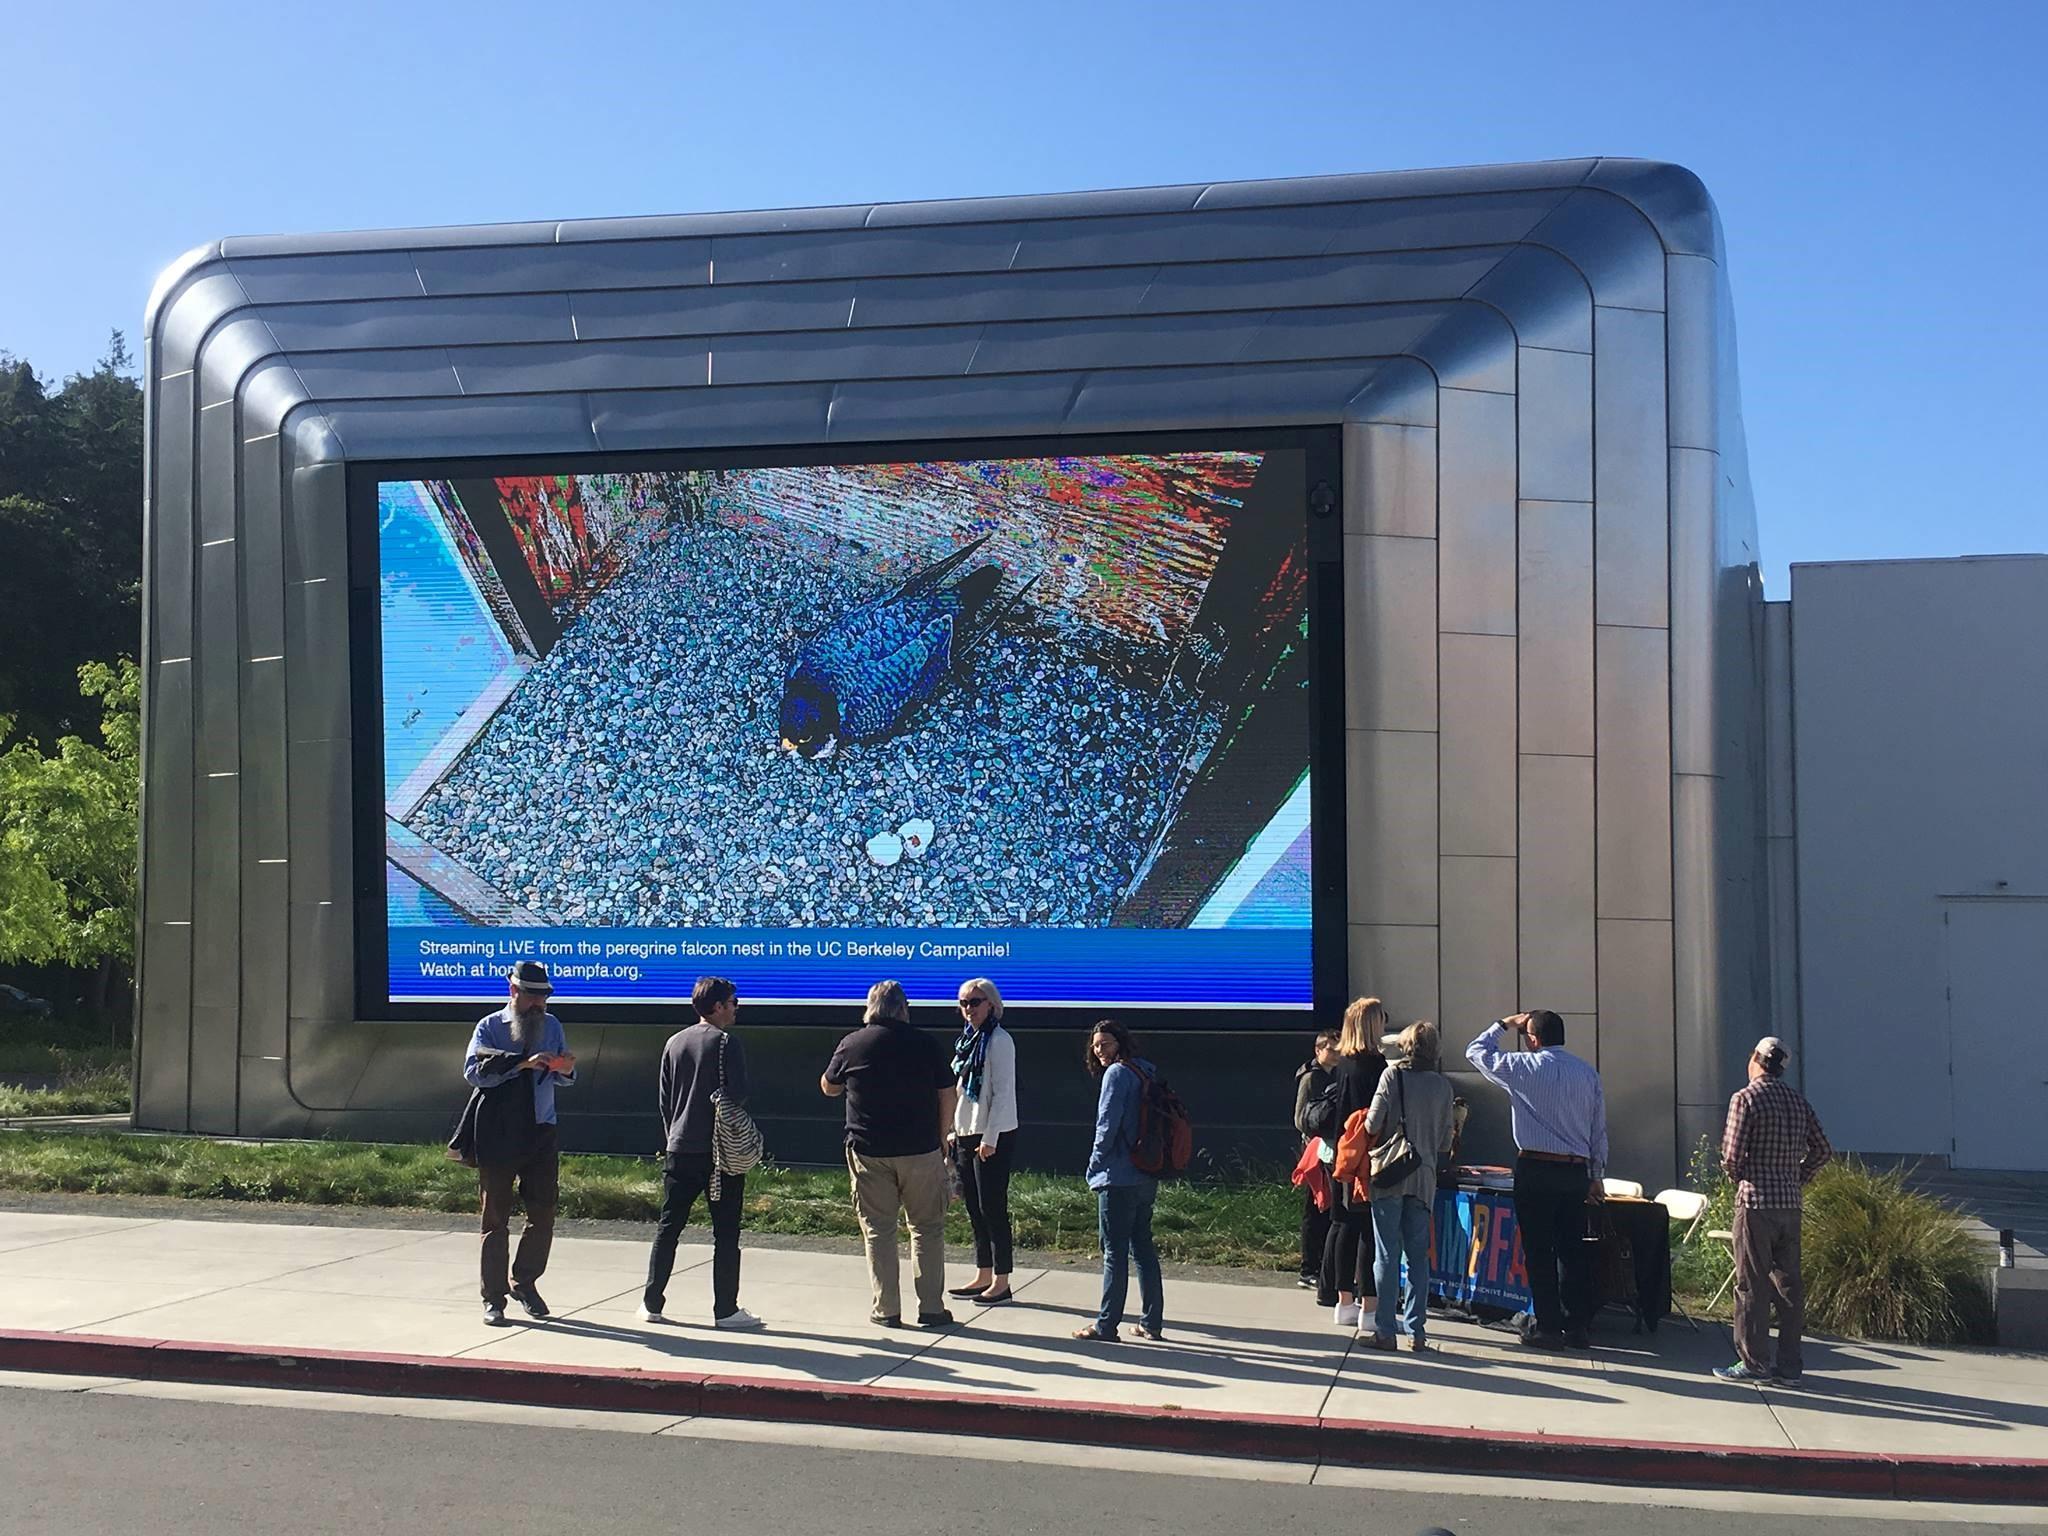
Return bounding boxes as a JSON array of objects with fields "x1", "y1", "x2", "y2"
[{"x1": 347, "y1": 426, "x2": 1346, "y2": 1029}]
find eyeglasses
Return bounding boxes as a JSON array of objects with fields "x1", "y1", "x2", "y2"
[{"x1": 957, "y1": 997, "x2": 987, "y2": 1010}]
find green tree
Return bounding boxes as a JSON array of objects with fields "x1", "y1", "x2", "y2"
[{"x1": 0, "y1": 658, "x2": 139, "y2": 1022}]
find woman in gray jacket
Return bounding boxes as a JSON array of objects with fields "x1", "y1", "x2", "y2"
[{"x1": 1361, "y1": 1020, "x2": 1458, "y2": 1352}]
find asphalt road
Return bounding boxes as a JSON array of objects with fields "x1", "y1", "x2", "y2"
[{"x1": 3, "y1": 1387, "x2": 2038, "y2": 1536}]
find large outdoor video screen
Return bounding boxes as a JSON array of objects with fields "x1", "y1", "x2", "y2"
[{"x1": 372, "y1": 444, "x2": 1320, "y2": 1010}]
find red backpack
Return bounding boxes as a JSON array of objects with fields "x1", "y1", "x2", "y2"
[{"x1": 1130, "y1": 1066, "x2": 1195, "y2": 1179}]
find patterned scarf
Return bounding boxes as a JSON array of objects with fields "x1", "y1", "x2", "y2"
[{"x1": 952, "y1": 1018, "x2": 993, "y2": 1102}]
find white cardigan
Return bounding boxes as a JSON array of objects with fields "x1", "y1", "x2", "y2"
[{"x1": 952, "y1": 1024, "x2": 1019, "y2": 1149}]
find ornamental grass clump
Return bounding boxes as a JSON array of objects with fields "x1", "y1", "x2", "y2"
[{"x1": 1802, "y1": 1159, "x2": 1994, "y2": 1346}]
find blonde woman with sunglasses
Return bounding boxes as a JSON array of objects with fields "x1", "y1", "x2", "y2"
[{"x1": 946, "y1": 978, "x2": 1019, "y2": 1303}]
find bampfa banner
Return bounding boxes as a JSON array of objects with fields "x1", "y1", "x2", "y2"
[{"x1": 1430, "y1": 1187, "x2": 1533, "y2": 1312}]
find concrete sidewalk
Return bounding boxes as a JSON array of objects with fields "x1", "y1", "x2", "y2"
[{"x1": 0, "y1": 1209, "x2": 2043, "y2": 1498}]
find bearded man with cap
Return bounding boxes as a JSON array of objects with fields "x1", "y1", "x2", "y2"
[
  {"x1": 464, "y1": 960, "x2": 578, "y2": 1325},
  {"x1": 1715, "y1": 1035, "x2": 1831, "y2": 1383}
]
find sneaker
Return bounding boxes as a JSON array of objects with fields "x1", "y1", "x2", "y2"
[
  {"x1": 1334, "y1": 1300, "x2": 1362, "y2": 1328},
  {"x1": 1295, "y1": 1273, "x2": 1318, "y2": 1290},
  {"x1": 916, "y1": 1310, "x2": 956, "y2": 1328},
  {"x1": 637, "y1": 1306, "x2": 669, "y2": 1324},
  {"x1": 482, "y1": 1302, "x2": 509, "y2": 1326},
  {"x1": 510, "y1": 1283, "x2": 550, "y2": 1319},
  {"x1": 872, "y1": 1313, "x2": 904, "y2": 1328},
  {"x1": 714, "y1": 1307, "x2": 765, "y2": 1330},
  {"x1": 1714, "y1": 1360, "x2": 1771, "y2": 1383},
  {"x1": 1772, "y1": 1368, "x2": 1804, "y2": 1385}
]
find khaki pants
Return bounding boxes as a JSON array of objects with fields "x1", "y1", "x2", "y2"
[
  {"x1": 847, "y1": 1147, "x2": 948, "y2": 1321},
  {"x1": 478, "y1": 1125, "x2": 559, "y2": 1305},
  {"x1": 1732, "y1": 1204, "x2": 1804, "y2": 1377}
]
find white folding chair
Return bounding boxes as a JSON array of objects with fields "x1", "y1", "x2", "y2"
[
  {"x1": 1602, "y1": 1177, "x2": 1646, "y2": 1200},
  {"x1": 1654, "y1": 1188, "x2": 1712, "y2": 1331}
]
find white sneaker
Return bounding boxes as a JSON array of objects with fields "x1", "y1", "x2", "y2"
[
  {"x1": 714, "y1": 1307, "x2": 765, "y2": 1330},
  {"x1": 638, "y1": 1307, "x2": 669, "y2": 1324},
  {"x1": 1334, "y1": 1300, "x2": 1362, "y2": 1328}
]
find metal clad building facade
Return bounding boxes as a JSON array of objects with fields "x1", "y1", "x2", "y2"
[{"x1": 136, "y1": 158, "x2": 1766, "y2": 1182}]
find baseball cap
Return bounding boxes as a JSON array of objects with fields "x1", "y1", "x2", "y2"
[
  {"x1": 510, "y1": 960, "x2": 553, "y2": 995},
  {"x1": 1752, "y1": 1035, "x2": 1788, "y2": 1065}
]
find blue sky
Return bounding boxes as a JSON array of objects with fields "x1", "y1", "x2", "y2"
[{"x1": 5, "y1": 0, "x2": 2042, "y2": 593}]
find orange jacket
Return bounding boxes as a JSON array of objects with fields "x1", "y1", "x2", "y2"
[{"x1": 1331, "y1": 1108, "x2": 1374, "y2": 1202}]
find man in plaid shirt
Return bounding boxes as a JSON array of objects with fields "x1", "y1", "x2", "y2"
[{"x1": 1714, "y1": 1035, "x2": 1831, "y2": 1383}]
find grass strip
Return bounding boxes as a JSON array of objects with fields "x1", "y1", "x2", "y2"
[{"x1": 0, "y1": 1130, "x2": 1309, "y2": 1269}]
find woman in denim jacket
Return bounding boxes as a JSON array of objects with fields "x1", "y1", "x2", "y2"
[{"x1": 1074, "y1": 1019, "x2": 1165, "y2": 1342}]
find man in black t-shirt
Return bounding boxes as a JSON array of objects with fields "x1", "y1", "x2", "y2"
[{"x1": 822, "y1": 979, "x2": 958, "y2": 1327}]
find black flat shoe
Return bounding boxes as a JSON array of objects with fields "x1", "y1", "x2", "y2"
[
  {"x1": 977, "y1": 1288, "x2": 1014, "y2": 1304},
  {"x1": 948, "y1": 1282, "x2": 991, "y2": 1298}
]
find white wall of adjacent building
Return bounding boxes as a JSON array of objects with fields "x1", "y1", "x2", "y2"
[{"x1": 1782, "y1": 554, "x2": 2048, "y2": 1173}]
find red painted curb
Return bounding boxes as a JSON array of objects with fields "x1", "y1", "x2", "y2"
[{"x1": 1, "y1": 1329, "x2": 2041, "y2": 1504}]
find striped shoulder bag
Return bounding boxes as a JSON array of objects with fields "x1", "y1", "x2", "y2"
[{"x1": 710, "y1": 1030, "x2": 764, "y2": 1199}]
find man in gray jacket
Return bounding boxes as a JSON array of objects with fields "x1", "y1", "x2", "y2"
[{"x1": 1361, "y1": 1021, "x2": 1458, "y2": 1352}]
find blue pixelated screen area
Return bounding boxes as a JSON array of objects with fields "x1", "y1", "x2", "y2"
[{"x1": 377, "y1": 452, "x2": 1314, "y2": 1009}]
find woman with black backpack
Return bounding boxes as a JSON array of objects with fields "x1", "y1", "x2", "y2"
[
  {"x1": 1320, "y1": 997, "x2": 1389, "y2": 1327},
  {"x1": 1073, "y1": 1018, "x2": 1166, "y2": 1343},
  {"x1": 1292, "y1": 1028, "x2": 1340, "y2": 1287}
]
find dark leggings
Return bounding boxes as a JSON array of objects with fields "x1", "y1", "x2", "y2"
[
  {"x1": 1320, "y1": 1184, "x2": 1370, "y2": 1302},
  {"x1": 1299, "y1": 1186, "x2": 1331, "y2": 1277},
  {"x1": 952, "y1": 1132, "x2": 1015, "y2": 1274}
]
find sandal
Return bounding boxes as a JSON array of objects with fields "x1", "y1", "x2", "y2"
[
  {"x1": 1072, "y1": 1324, "x2": 1116, "y2": 1341},
  {"x1": 1126, "y1": 1326, "x2": 1165, "y2": 1343}
]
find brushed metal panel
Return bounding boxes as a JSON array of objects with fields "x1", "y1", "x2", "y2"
[
  {"x1": 240, "y1": 442, "x2": 286, "y2": 667},
  {"x1": 1440, "y1": 855, "x2": 1517, "y2": 1054},
  {"x1": 1671, "y1": 771, "x2": 1722, "y2": 1102},
  {"x1": 286, "y1": 737, "x2": 352, "y2": 907},
  {"x1": 591, "y1": 384, "x2": 835, "y2": 451},
  {"x1": 225, "y1": 223, "x2": 554, "y2": 258},
  {"x1": 1345, "y1": 533, "x2": 1437, "y2": 733},
  {"x1": 824, "y1": 373, "x2": 1080, "y2": 442},
  {"x1": 240, "y1": 861, "x2": 290, "y2": 1060},
  {"x1": 1010, "y1": 204, "x2": 1357, "y2": 270},
  {"x1": 134, "y1": 923, "x2": 192, "y2": 1132},
  {"x1": 414, "y1": 239, "x2": 711, "y2": 295},
  {"x1": 1348, "y1": 924, "x2": 1439, "y2": 1027},
  {"x1": 717, "y1": 325, "x2": 990, "y2": 386},
  {"x1": 1518, "y1": 753, "x2": 1597, "y2": 1013},
  {"x1": 969, "y1": 311, "x2": 1272, "y2": 375},
  {"x1": 1318, "y1": 191, "x2": 1571, "y2": 257},
  {"x1": 285, "y1": 461, "x2": 349, "y2": 586},
  {"x1": 317, "y1": 396, "x2": 598, "y2": 459},
  {"x1": 1561, "y1": 1014, "x2": 1599, "y2": 1072},
  {"x1": 261, "y1": 294, "x2": 575, "y2": 350},
  {"x1": 448, "y1": 338, "x2": 713, "y2": 394},
  {"x1": 1343, "y1": 357, "x2": 1437, "y2": 429},
  {"x1": 1593, "y1": 305, "x2": 1669, "y2": 629},
  {"x1": 1343, "y1": 421, "x2": 1435, "y2": 539},
  {"x1": 1438, "y1": 632, "x2": 1516, "y2": 857},
  {"x1": 241, "y1": 657, "x2": 289, "y2": 862},
  {"x1": 1584, "y1": 161, "x2": 1720, "y2": 259},
  {"x1": 1669, "y1": 447, "x2": 1719, "y2": 777},
  {"x1": 191, "y1": 778, "x2": 240, "y2": 1013},
  {"x1": 1524, "y1": 189, "x2": 1667, "y2": 312},
  {"x1": 153, "y1": 371, "x2": 195, "y2": 662},
  {"x1": 1142, "y1": 249, "x2": 1505, "y2": 313},
  {"x1": 1666, "y1": 255, "x2": 1719, "y2": 452},
  {"x1": 568, "y1": 206, "x2": 868, "y2": 243},
  {"x1": 197, "y1": 400, "x2": 238, "y2": 545},
  {"x1": 1411, "y1": 307, "x2": 1516, "y2": 395},
  {"x1": 1346, "y1": 728, "x2": 1438, "y2": 926},
  {"x1": 713, "y1": 223, "x2": 1029, "y2": 284},
  {"x1": 144, "y1": 658, "x2": 194, "y2": 925},
  {"x1": 240, "y1": 358, "x2": 312, "y2": 440},
  {"x1": 1596, "y1": 624, "x2": 1673, "y2": 920},
  {"x1": 1518, "y1": 501, "x2": 1594, "y2": 756},
  {"x1": 196, "y1": 542, "x2": 240, "y2": 774},
  {"x1": 1763, "y1": 600, "x2": 1795, "y2": 840},
  {"x1": 188, "y1": 1007, "x2": 238, "y2": 1139},
  {"x1": 1193, "y1": 164, "x2": 1592, "y2": 207},
  {"x1": 287, "y1": 350, "x2": 463, "y2": 400},
  {"x1": 158, "y1": 273, "x2": 255, "y2": 367},
  {"x1": 285, "y1": 577, "x2": 351, "y2": 746},
  {"x1": 1517, "y1": 348, "x2": 1594, "y2": 503},
  {"x1": 1061, "y1": 361, "x2": 1378, "y2": 433},
  {"x1": 857, "y1": 267, "x2": 1154, "y2": 328},
  {"x1": 1436, "y1": 388, "x2": 1517, "y2": 637},
  {"x1": 1236, "y1": 305, "x2": 1449, "y2": 366},
  {"x1": 195, "y1": 317, "x2": 285, "y2": 409},
  {"x1": 875, "y1": 185, "x2": 1201, "y2": 224},
  {"x1": 234, "y1": 1056, "x2": 312, "y2": 1139},
  {"x1": 1463, "y1": 246, "x2": 1592, "y2": 354},
  {"x1": 223, "y1": 254, "x2": 425, "y2": 300},
  {"x1": 1596, "y1": 917, "x2": 1678, "y2": 1185},
  {"x1": 287, "y1": 901, "x2": 353, "y2": 1024},
  {"x1": 574, "y1": 282, "x2": 857, "y2": 340}
]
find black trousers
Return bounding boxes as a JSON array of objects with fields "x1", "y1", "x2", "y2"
[
  {"x1": 643, "y1": 1150, "x2": 743, "y2": 1319},
  {"x1": 951, "y1": 1133, "x2": 1015, "y2": 1274},
  {"x1": 1513, "y1": 1155, "x2": 1594, "y2": 1336},
  {"x1": 1299, "y1": 1186, "x2": 1331, "y2": 1278},
  {"x1": 1320, "y1": 1182, "x2": 1370, "y2": 1302},
  {"x1": 479, "y1": 1124, "x2": 559, "y2": 1305}
]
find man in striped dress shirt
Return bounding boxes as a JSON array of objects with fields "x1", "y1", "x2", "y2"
[
  {"x1": 1714, "y1": 1035, "x2": 1831, "y2": 1384},
  {"x1": 1466, "y1": 1010, "x2": 1609, "y2": 1349}
]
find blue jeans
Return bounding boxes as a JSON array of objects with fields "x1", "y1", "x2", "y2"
[
  {"x1": 1096, "y1": 1184, "x2": 1164, "y2": 1335},
  {"x1": 1370, "y1": 1193, "x2": 1432, "y2": 1341}
]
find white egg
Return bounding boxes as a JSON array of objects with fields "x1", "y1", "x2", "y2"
[
  {"x1": 865, "y1": 831, "x2": 904, "y2": 867},
  {"x1": 898, "y1": 818, "x2": 936, "y2": 859}
]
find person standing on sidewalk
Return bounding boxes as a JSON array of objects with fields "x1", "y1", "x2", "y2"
[
  {"x1": 464, "y1": 960, "x2": 576, "y2": 1326},
  {"x1": 1714, "y1": 1035, "x2": 1831, "y2": 1384},
  {"x1": 1465, "y1": 1010, "x2": 1607, "y2": 1349},
  {"x1": 1321, "y1": 997, "x2": 1389, "y2": 1328},
  {"x1": 1292, "y1": 1029, "x2": 1340, "y2": 1289},
  {"x1": 1074, "y1": 1019, "x2": 1166, "y2": 1343},
  {"x1": 1360, "y1": 1021, "x2": 1458, "y2": 1353},
  {"x1": 640, "y1": 976, "x2": 765, "y2": 1331},
  {"x1": 822, "y1": 980, "x2": 958, "y2": 1329},
  {"x1": 947, "y1": 977, "x2": 1019, "y2": 1306}
]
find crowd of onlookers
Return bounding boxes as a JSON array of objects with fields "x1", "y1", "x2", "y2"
[{"x1": 461, "y1": 961, "x2": 1831, "y2": 1383}]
